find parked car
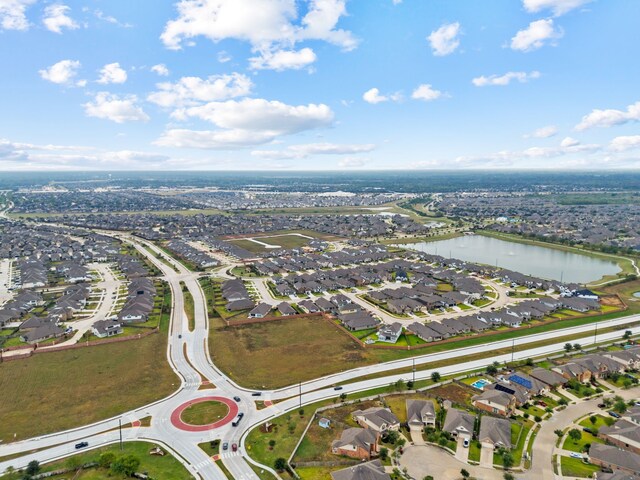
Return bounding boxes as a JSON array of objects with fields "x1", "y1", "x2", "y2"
[
  {"x1": 232, "y1": 443, "x2": 238, "y2": 452},
  {"x1": 583, "y1": 427, "x2": 594, "y2": 434},
  {"x1": 463, "y1": 438, "x2": 470, "y2": 448},
  {"x1": 609, "y1": 411, "x2": 621, "y2": 418},
  {"x1": 334, "y1": 386, "x2": 343, "y2": 391},
  {"x1": 222, "y1": 442, "x2": 228, "y2": 451},
  {"x1": 75, "y1": 442, "x2": 89, "y2": 449},
  {"x1": 536, "y1": 401, "x2": 547, "y2": 407},
  {"x1": 597, "y1": 403, "x2": 606, "y2": 408},
  {"x1": 570, "y1": 452, "x2": 584, "y2": 459},
  {"x1": 233, "y1": 396, "x2": 241, "y2": 402},
  {"x1": 178, "y1": 334, "x2": 182, "y2": 339},
  {"x1": 251, "y1": 392, "x2": 261, "y2": 397}
]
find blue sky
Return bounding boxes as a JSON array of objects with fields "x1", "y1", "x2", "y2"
[{"x1": 0, "y1": 0, "x2": 639, "y2": 170}]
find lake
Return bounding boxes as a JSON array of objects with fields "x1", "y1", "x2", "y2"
[{"x1": 398, "y1": 234, "x2": 620, "y2": 284}]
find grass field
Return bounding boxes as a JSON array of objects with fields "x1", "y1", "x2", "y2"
[
  {"x1": 227, "y1": 234, "x2": 313, "y2": 253},
  {"x1": 0, "y1": 441, "x2": 191, "y2": 480},
  {"x1": 560, "y1": 456, "x2": 600, "y2": 478},
  {"x1": 209, "y1": 315, "x2": 370, "y2": 389},
  {"x1": 181, "y1": 401, "x2": 229, "y2": 425},
  {"x1": 0, "y1": 296, "x2": 177, "y2": 443}
]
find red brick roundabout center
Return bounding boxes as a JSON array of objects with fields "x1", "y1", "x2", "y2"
[{"x1": 170, "y1": 396, "x2": 239, "y2": 432}]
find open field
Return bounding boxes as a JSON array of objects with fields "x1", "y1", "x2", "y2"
[
  {"x1": 0, "y1": 301, "x2": 177, "y2": 442},
  {"x1": 227, "y1": 234, "x2": 314, "y2": 253},
  {"x1": 209, "y1": 315, "x2": 370, "y2": 388},
  {"x1": 0, "y1": 441, "x2": 191, "y2": 480}
]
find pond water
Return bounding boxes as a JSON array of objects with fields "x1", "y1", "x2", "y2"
[
  {"x1": 398, "y1": 234, "x2": 620, "y2": 284},
  {"x1": 633, "y1": 292, "x2": 640, "y2": 298}
]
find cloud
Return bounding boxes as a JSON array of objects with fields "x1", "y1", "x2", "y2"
[
  {"x1": 427, "y1": 22, "x2": 461, "y2": 56},
  {"x1": 472, "y1": 70, "x2": 540, "y2": 86},
  {"x1": 575, "y1": 101, "x2": 640, "y2": 131},
  {"x1": 522, "y1": 0, "x2": 591, "y2": 16},
  {"x1": 161, "y1": 0, "x2": 357, "y2": 71},
  {"x1": 609, "y1": 135, "x2": 640, "y2": 152},
  {"x1": 151, "y1": 64, "x2": 170, "y2": 76},
  {"x1": 510, "y1": 19, "x2": 563, "y2": 52},
  {"x1": 148, "y1": 73, "x2": 252, "y2": 108},
  {"x1": 392, "y1": 0, "x2": 402, "y2": 4},
  {"x1": 525, "y1": 125, "x2": 558, "y2": 138},
  {"x1": 363, "y1": 88, "x2": 401, "y2": 104},
  {"x1": 94, "y1": 9, "x2": 132, "y2": 28},
  {"x1": 84, "y1": 92, "x2": 149, "y2": 123},
  {"x1": 43, "y1": 4, "x2": 78, "y2": 34},
  {"x1": 0, "y1": 0, "x2": 35, "y2": 31},
  {"x1": 217, "y1": 51, "x2": 232, "y2": 63},
  {"x1": 39, "y1": 59, "x2": 82, "y2": 85},
  {"x1": 156, "y1": 98, "x2": 334, "y2": 149},
  {"x1": 97, "y1": 62, "x2": 128, "y2": 84},
  {"x1": 249, "y1": 47, "x2": 317, "y2": 71},
  {"x1": 411, "y1": 84, "x2": 444, "y2": 102},
  {"x1": 252, "y1": 142, "x2": 376, "y2": 159},
  {"x1": 338, "y1": 156, "x2": 369, "y2": 168}
]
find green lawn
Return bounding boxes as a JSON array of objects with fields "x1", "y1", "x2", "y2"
[
  {"x1": 560, "y1": 456, "x2": 600, "y2": 478},
  {"x1": 0, "y1": 442, "x2": 191, "y2": 480},
  {"x1": 181, "y1": 401, "x2": 229, "y2": 425},
  {"x1": 182, "y1": 282, "x2": 196, "y2": 331},
  {"x1": 578, "y1": 414, "x2": 614, "y2": 430},
  {"x1": 562, "y1": 430, "x2": 603, "y2": 453}
]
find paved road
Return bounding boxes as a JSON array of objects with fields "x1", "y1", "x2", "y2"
[{"x1": 3, "y1": 225, "x2": 640, "y2": 480}]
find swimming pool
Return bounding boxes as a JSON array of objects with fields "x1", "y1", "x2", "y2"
[{"x1": 471, "y1": 379, "x2": 491, "y2": 390}]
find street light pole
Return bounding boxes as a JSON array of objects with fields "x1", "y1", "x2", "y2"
[
  {"x1": 119, "y1": 419, "x2": 123, "y2": 451},
  {"x1": 511, "y1": 338, "x2": 515, "y2": 363},
  {"x1": 299, "y1": 381, "x2": 302, "y2": 408},
  {"x1": 412, "y1": 358, "x2": 415, "y2": 384},
  {"x1": 594, "y1": 322, "x2": 598, "y2": 345}
]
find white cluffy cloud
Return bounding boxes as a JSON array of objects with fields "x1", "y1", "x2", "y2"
[
  {"x1": 156, "y1": 98, "x2": 334, "y2": 149},
  {"x1": 97, "y1": 62, "x2": 128, "y2": 84},
  {"x1": 472, "y1": 71, "x2": 540, "y2": 86},
  {"x1": 525, "y1": 125, "x2": 558, "y2": 138},
  {"x1": 0, "y1": 0, "x2": 36, "y2": 31},
  {"x1": 363, "y1": 88, "x2": 402, "y2": 104},
  {"x1": 84, "y1": 92, "x2": 149, "y2": 123},
  {"x1": 43, "y1": 4, "x2": 78, "y2": 34},
  {"x1": 252, "y1": 142, "x2": 375, "y2": 159},
  {"x1": 522, "y1": 0, "x2": 591, "y2": 16},
  {"x1": 161, "y1": 0, "x2": 356, "y2": 71},
  {"x1": 511, "y1": 19, "x2": 563, "y2": 52},
  {"x1": 575, "y1": 101, "x2": 640, "y2": 131},
  {"x1": 411, "y1": 84, "x2": 443, "y2": 102},
  {"x1": 148, "y1": 73, "x2": 252, "y2": 108},
  {"x1": 151, "y1": 64, "x2": 170, "y2": 76},
  {"x1": 427, "y1": 22, "x2": 461, "y2": 56},
  {"x1": 610, "y1": 135, "x2": 640, "y2": 151},
  {"x1": 39, "y1": 59, "x2": 82, "y2": 85},
  {"x1": 249, "y1": 47, "x2": 317, "y2": 71}
]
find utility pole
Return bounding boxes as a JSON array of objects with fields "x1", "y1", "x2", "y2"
[
  {"x1": 119, "y1": 419, "x2": 123, "y2": 451},
  {"x1": 299, "y1": 381, "x2": 302, "y2": 408},
  {"x1": 594, "y1": 322, "x2": 598, "y2": 345},
  {"x1": 412, "y1": 358, "x2": 415, "y2": 384},
  {"x1": 511, "y1": 338, "x2": 515, "y2": 363}
]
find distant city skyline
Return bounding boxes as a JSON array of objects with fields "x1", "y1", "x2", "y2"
[{"x1": 0, "y1": 0, "x2": 639, "y2": 171}]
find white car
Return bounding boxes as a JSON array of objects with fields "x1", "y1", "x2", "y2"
[{"x1": 569, "y1": 452, "x2": 584, "y2": 459}]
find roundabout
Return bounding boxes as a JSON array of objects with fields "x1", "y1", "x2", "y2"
[{"x1": 170, "y1": 396, "x2": 238, "y2": 432}]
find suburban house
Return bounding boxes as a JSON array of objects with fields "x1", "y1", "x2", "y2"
[
  {"x1": 330, "y1": 460, "x2": 391, "y2": 480},
  {"x1": 339, "y1": 312, "x2": 380, "y2": 331},
  {"x1": 599, "y1": 418, "x2": 640, "y2": 455},
  {"x1": 331, "y1": 428, "x2": 380, "y2": 460},
  {"x1": 352, "y1": 407, "x2": 400, "y2": 433},
  {"x1": 248, "y1": 303, "x2": 272, "y2": 318},
  {"x1": 406, "y1": 400, "x2": 436, "y2": 429},
  {"x1": 407, "y1": 322, "x2": 446, "y2": 343},
  {"x1": 589, "y1": 444, "x2": 640, "y2": 476},
  {"x1": 472, "y1": 389, "x2": 516, "y2": 417},
  {"x1": 528, "y1": 367, "x2": 568, "y2": 388},
  {"x1": 478, "y1": 416, "x2": 512, "y2": 450},
  {"x1": 443, "y1": 408, "x2": 475, "y2": 439},
  {"x1": 92, "y1": 319, "x2": 123, "y2": 338},
  {"x1": 298, "y1": 299, "x2": 319, "y2": 313},
  {"x1": 377, "y1": 322, "x2": 403, "y2": 343},
  {"x1": 20, "y1": 323, "x2": 65, "y2": 344}
]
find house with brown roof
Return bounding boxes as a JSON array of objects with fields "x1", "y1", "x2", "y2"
[{"x1": 332, "y1": 428, "x2": 379, "y2": 460}]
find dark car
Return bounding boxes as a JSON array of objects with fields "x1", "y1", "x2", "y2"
[
  {"x1": 222, "y1": 442, "x2": 228, "y2": 451},
  {"x1": 334, "y1": 386, "x2": 343, "y2": 391},
  {"x1": 583, "y1": 427, "x2": 594, "y2": 434},
  {"x1": 75, "y1": 441, "x2": 89, "y2": 449},
  {"x1": 232, "y1": 443, "x2": 238, "y2": 452},
  {"x1": 233, "y1": 396, "x2": 241, "y2": 402},
  {"x1": 597, "y1": 403, "x2": 606, "y2": 408},
  {"x1": 251, "y1": 392, "x2": 261, "y2": 397},
  {"x1": 609, "y1": 411, "x2": 621, "y2": 418},
  {"x1": 178, "y1": 334, "x2": 182, "y2": 339}
]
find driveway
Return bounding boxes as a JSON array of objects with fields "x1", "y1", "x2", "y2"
[
  {"x1": 455, "y1": 436, "x2": 470, "y2": 463},
  {"x1": 399, "y1": 445, "x2": 505, "y2": 480},
  {"x1": 480, "y1": 444, "x2": 494, "y2": 468}
]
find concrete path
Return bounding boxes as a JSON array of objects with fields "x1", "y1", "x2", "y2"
[{"x1": 399, "y1": 445, "x2": 504, "y2": 480}]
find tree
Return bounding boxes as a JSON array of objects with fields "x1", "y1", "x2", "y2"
[
  {"x1": 573, "y1": 343, "x2": 582, "y2": 351},
  {"x1": 379, "y1": 447, "x2": 389, "y2": 461},
  {"x1": 460, "y1": 468, "x2": 470, "y2": 479},
  {"x1": 554, "y1": 429, "x2": 564, "y2": 438},
  {"x1": 65, "y1": 456, "x2": 82, "y2": 471},
  {"x1": 624, "y1": 330, "x2": 632, "y2": 340},
  {"x1": 26, "y1": 461, "x2": 40, "y2": 476},
  {"x1": 568, "y1": 429, "x2": 582, "y2": 442},
  {"x1": 384, "y1": 430, "x2": 400, "y2": 445},
  {"x1": 394, "y1": 379, "x2": 406, "y2": 391},
  {"x1": 339, "y1": 392, "x2": 347, "y2": 402},
  {"x1": 614, "y1": 399, "x2": 628, "y2": 413},
  {"x1": 431, "y1": 371, "x2": 441, "y2": 383},
  {"x1": 504, "y1": 473, "x2": 515, "y2": 480},
  {"x1": 486, "y1": 363, "x2": 498, "y2": 375},
  {"x1": 502, "y1": 452, "x2": 514, "y2": 470},
  {"x1": 98, "y1": 452, "x2": 116, "y2": 469},
  {"x1": 274, "y1": 458, "x2": 287, "y2": 472},
  {"x1": 590, "y1": 415, "x2": 597, "y2": 425},
  {"x1": 268, "y1": 440, "x2": 276, "y2": 449},
  {"x1": 525, "y1": 358, "x2": 534, "y2": 367},
  {"x1": 110, "y1": 454, "x2": 140, "y2": 477},
  {"x1": 424, "y1": 476, "x2": 434, "y2": 480},
  {"x1": 564, "y1": 343, "x2": 573, "y2": 352}
]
